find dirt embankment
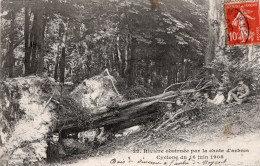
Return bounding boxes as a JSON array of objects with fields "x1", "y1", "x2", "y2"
[{"x1": 0, "y1": 73, "x2": 121, "y2": 165}]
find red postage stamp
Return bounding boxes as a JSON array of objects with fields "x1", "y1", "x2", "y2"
[{"x1": 225, "y1": 1, "x2": 260, "y2": 46}]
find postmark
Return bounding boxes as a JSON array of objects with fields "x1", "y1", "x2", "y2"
[{"x1": 224, "y1": 1, "x2": 260, "y2": 46}]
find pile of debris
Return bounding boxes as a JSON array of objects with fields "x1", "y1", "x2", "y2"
[{"x1": 0, "y1": 70, "x2": 217, "y2": 165}]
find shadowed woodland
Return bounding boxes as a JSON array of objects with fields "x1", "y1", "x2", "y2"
[
  {"x1": 1, "y1": 0, "x2": 209, "y2": 92},
  {"x1": 1, "y1": 0, "x2": 260, "y2": 165}
]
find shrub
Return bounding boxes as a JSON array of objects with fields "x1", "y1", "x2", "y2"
[{"x1": 210, "y1": 56, "x2": 260, "y2": 94}]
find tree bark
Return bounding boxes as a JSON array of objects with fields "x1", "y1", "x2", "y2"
[
  {"x1": 127, "y1": 35, "x2": 137, "y2": 87},
  {"x1": 8, "y1": 10, "x2": 15, "y2": 78},
  {"x1": 124, "y1": 34, "x2": 128, "y2": 75},
  {"x1": 205, "y1": 0, "x2": 225, "y2": 65},
  {"x1": 30, "y1": 11, "x2": 39, "y2": 74},
  {"x1": 54, "y1": 55, "x2": 59, "y2": 81},
  {"x1": 55, "y1": 88, "x2": 196, "y2": 134},
  {"x1": 116, "y1": 35, "x2": 123, "y2": 77},
  {"x1": 0, "y1": 1, "x2": 2, "y2": 80},
  {"x1": 247, "y1": 46, "x2": 254, "y2": 61},
  {"x1": 167, "y1": 56, "x2": 173, "y2": 85},
  {"x1": 59, "y1": 47, "x2": 66, "y2": 83},
  {"x1": 59, "y1": 21, "x2": 68, "y2": 83},
  {"x1": 144, "y1": 50, "x2": 150, "y2": 88},
  {"x1": 24, "y1": 6, "x2": 31, "y2": 76},
  {"x1": 36, "y1": 8, "x2": 46, "y2": 76}
]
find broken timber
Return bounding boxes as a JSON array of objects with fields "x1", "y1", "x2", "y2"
[{"x1": 55, "y1": 89, "x2": 196, "y2": 134}]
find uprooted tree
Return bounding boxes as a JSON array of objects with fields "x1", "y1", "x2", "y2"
[
  {"x1": 53, "y1": 69, "x2": 213, "y2": 134},
  {"x1": 0, "y1": 69, "x2": 214, "y2": 164}
]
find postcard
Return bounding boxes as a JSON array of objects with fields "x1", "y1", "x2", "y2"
[{"x1": 0, "y1": 0, "x2": 260, "y2": 165}]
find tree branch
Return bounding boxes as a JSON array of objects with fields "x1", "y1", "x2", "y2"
[{"x1": 163, "y1": 81, "x2": 185, "y2": 93}]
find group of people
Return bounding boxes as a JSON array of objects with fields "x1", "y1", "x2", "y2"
[
  {"x1": 161, "y1": 76, "x2": 250, "y2": 124},
  {"x1": 204, "y1": 78, "x2": 250, "y2": 105},
  {"x1": 162, "y1": 98, "x2": 183, "y2": 121}
]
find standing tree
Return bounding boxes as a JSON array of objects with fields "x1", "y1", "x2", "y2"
[
  {"x1": 205, "y1": 0, "x2": 225, "y2": 65},
  {"x1": 7, "y1": 10, "x2": 16, "y2": 78}
]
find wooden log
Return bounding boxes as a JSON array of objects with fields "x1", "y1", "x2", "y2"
[
  {"x1": 91, "y1": 89, "x2": 195, "y2": 115},
  {"x1": 55, "y1": 89, "x2": 196, "y2": 134}
]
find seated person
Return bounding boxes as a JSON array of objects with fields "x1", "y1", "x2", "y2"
[
  {"x1": 157, "y1": 99, "x2": 184, "y2": 131},
  {"x1": 226, "y1": 78, "x2": 249, "y2": 105},
  {"x1": 162, "y1": 103, "x2": 174, "y2": 121},
  {"x1": 162, "y1": 98, "x2": 183, "y2": 121},
  {"x1": 204, "y1": 87, "x2": 225, "y2": 105},
  {"x1": 221, "y1": 72, "x2": 231, "y2": 87}
]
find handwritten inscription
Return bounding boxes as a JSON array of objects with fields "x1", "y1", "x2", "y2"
[
  {"x1": 109, "y1": 148, "x2": 249, "y2": 166},
  {"x1": 110, "y1": 157, "x2": 227, "y2": 166}
]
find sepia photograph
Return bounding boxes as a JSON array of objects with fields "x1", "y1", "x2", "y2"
[{"x1": 0, "y1": 0, "x2": 260, "y2": 165}]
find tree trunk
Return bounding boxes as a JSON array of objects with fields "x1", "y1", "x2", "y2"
[
  {"x1": 247, "y1": 46, "x2": 254, "y2": 61},
  {"x1": 144, "y1": 50, "x2": 150, "y2": 88},
  {"x1": 55, "y1": 88, "x2": 196, "y2": 134},
  {"x1": 127, "y1": 35, "x2": 137, "y2": 87},
  {"x1": 54, "y1": 55, "x2": 59, "y2": 81},
  {"x1": 30, "y1": 11, "x2": 39, "y2": 74},
  {"x1": 24, "y1": 6, "x2": 31, "y2": 76},
  {"x1": 116, "y1": 35, "x2": 123, "y2": 77},
  {"x1": 59, "y1": 47, "x2": 66, "y2": 83},
  {"x1": 36, "y1": 9, "x2": 46, "y2": 76},
  {"x1": 124, "y1": 34, "x2": 128, "y2": 75},
  {"x1": 8, "y1": 10, "x2": 15, "y2": 78},
  {"x1": 205, "y1": 0, "x2": 225, "y2": 65},
  {"x1": 168, "y1": 64, "x2": 173, "y2": 86},
  {"x1": 185, "y1": 62, "x2": 190, "y2": 80},
  {"x1": 59, "y1": 21, "x2": 68, "y2": 83}
]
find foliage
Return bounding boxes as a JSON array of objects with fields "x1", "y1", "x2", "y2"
[
  {"x1": 1, "y1": 0, "x2": 208, "y2": 92},
  {"x1": 210, "y1": 56, "x2": 260, "y2": 93},
  {"x1": 54, "y1": 96, "x2": 93, "y2": 130},
  {"x1": 122, "y1": 85, "x2": 153, "y2": 100}
]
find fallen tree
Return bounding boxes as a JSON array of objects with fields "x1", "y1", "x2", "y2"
[
  {"x1": 54, "y1": 89, "x2": 196, "y2": 134},
  {"x1": 54, "y1": 69, "x2": 212, "y2": 135},
  {"x1": 0, "y1": 70, "x2": 213, "y2": 165}
]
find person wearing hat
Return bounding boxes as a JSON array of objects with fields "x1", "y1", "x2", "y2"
[
  {"x1": 221, "y1": 72, "x2": 231, "y2": 90},
  {"x1": 205, "y1": 86, "x2": 225, "y2": 105},
  {"x1": 226, "y1": 78, "x2": 250, "y2": 104}
]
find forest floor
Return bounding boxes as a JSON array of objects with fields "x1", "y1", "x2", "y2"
[{"x1": 60, "y1": 95, "x2": 260, "y2": 166}]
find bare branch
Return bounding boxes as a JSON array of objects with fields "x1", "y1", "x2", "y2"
[
  {"x1": 104, "y1": 68, "x2": 122, "y2": 102},
  {"x1": 163, "y1": 81, "x2": 185, "y2": 93}
]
